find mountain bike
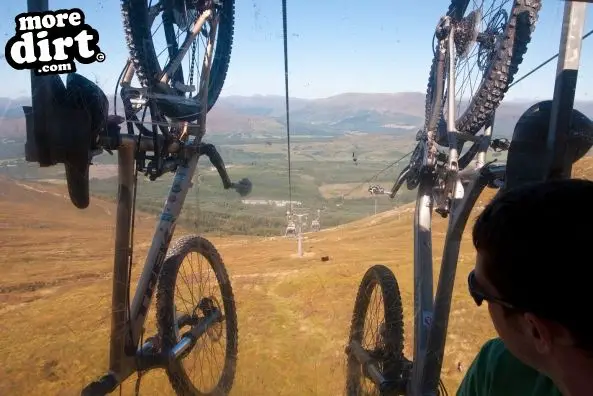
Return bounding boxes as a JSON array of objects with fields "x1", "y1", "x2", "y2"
[
  {"x1": 343, "y1": 0, "x2": 591, "y2": 395},
  {"x1": 24, "y1": 0, "x2": 249, "y2": 395}
]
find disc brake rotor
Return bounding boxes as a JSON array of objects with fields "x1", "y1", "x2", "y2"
[{"x1": 193, "y1": 295, "x2": 224, "y2": 342}]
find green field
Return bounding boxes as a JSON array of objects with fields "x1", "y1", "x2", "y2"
[
  {"x1": 0, "y1": 132, "x2": 512, "y2": 236},
  {"x1": 87, "y1": 147, "x2": 419, "y2": 236},
  {"x1": 0, "y1": 133, "x2": 422, "y2": 235}
]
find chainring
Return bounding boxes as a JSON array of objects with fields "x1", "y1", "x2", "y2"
[{"x1": 406, "y1": 128, "x2": 440, "y2": 190}]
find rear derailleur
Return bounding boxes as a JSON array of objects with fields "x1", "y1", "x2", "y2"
[
  {"x1": 389, "y1": 129, "x2": 440, "y2": 198},
  {"x1": 433, "y1": 137, "x2": 511, "y2": 218},
  {"x1": 389, "y1": 131, "x2": 511, "y2": 217},
  {"x1": 407, "y1": 129, "x2": 439, "y2": 190}
]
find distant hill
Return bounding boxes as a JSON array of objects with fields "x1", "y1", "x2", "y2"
[{"x1": 1, "y1": 91, "x2": 592, "y2": 141}]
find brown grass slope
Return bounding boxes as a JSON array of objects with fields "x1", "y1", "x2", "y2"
[{"x1": 2, "y1": 158, "x2": 593, "y2": 396}]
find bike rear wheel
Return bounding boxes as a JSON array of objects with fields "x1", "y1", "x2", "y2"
[
  {"x1": 345, "y1": 265, "x2": 406, "y2": 395},
  {"x1": 157, "y1": 235, "x2": 238, "y2": 395},
  {"x1": 121, "y1": 0, "x2": 234, "y2": 121},
  {"x1": 427, "y1": 0, "x2": 542, "y2": 139}
]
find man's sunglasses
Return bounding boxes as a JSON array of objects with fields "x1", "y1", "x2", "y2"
[{"x1": 467, "y1": 270, "x2": 518, "y2": 310}]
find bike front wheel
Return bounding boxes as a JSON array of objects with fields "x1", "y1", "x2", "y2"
[
  {"x1": 157, "y1": 235, "x2": 238, "y2": 396},
  {"x1": 345, "y1": 265, "x2": 406, "y2": 395}
]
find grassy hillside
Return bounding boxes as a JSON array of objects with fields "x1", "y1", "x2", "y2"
[{"x1": 2, "y1": 157, "x2": 592, "y2": 395}]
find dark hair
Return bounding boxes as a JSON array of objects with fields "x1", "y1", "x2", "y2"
[{"x1": 472, "y1": 178, "x2": 593, "y2": 352}]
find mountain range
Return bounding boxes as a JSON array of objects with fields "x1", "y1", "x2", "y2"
[{"x1": 2, "y1": 92, "x2": 592, "y2": 141}]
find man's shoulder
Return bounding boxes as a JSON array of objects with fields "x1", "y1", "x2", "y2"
[
  {"x1": 456, "y1": 338, "x2": 560, "y2": 396},
  {"x1": 476, "y1": 337, "x2": 507, "y2": 361},
  {"x1": 477, "y1": 338, "x2": 522, "y2": 368},
  {"x1": 472, "y1": 338, "x2": 536, "y2": 376}
]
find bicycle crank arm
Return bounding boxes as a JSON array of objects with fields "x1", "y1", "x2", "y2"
[
  {"x1": 347, "y1": 340, "x2": 390, "y2": 391},
  {"x1": 195, "y1": 143, "x2": 253, "y2": 196},
  {"x1": 170, "y1": 308, "x2": 222, "y2": 360},
  {"x1": 81, "y1": 339, "x2": 168, "y2": 395},
  {"x1": 390, "y1": 166, "x2": 410, "y2": 199},
  {"x1": 196, "y1": 143, "x2": 233, "y2": 188}
]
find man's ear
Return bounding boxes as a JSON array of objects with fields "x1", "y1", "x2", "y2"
[
  {"x1": 523, "y1": 313, "x2": 574, "y2": 353},
  {"x1": 523, "y1": 313, "x2": 553, "y2": 355}
]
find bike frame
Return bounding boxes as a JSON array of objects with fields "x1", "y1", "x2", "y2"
[
  {"x1": 103, "y1": 13, "x2": 221, "y2": 392},
  {"x1": 103, "y1": 13, "x2": 220, "y2": 389},
  {"x1": 409, "y1": 2, "x2": 588, "y2": 395},
  {"x1": 25, "y1": 0, "x2": 221, "y2": 391}
]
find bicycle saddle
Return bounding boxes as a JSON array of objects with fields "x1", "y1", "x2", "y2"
[
  {"x1": 504, "y1": 100, "x2": 593, "y2": 192},
  {"x1": 23, "y1": 72, "x2": 108, "y2": 209}
]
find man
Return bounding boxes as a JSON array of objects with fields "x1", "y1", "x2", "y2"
[{"x1": 457, "y1": 178, "x2": 593, "y2": 396}]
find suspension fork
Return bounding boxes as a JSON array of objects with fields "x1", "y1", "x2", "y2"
[
  {"x1": 445, "y1": 20, "x2": 459, "y2": 174},
  {"x1": 426, "y1": 16, "x2": 454, "y2": 172}
]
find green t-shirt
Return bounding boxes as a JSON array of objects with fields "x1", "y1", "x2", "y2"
[{"x1": 456, "y1": 338, "x2": 562, "y2": 396}]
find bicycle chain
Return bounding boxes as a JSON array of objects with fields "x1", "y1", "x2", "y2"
[{"x1": 188, "y1": 39, "x2": 198, "y2": 97}]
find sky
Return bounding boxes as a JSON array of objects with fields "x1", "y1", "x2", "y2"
[{"x1": 0, "y1": 0, "x2": 592, "y2": 101}]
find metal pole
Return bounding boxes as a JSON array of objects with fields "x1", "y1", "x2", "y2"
[
  {"x1": 374, "y1": 197, "x2": 377, "y2": 215},
  {"x1": 281, "y1": 0, "x2": 293, "y2": 214},
  {"x1": 27, "y1": 0, "x2": 52, "y2": 166},
  {"x1": 546, "y1": 0, "x2": 588, "y2": 180},
  {"x1": 408, "y1": 175, "x2": 435, "y2": 395},
  {"x1": 477, "y1": 113, "x2": 495, "y2": 169},
  {"x1": 109, "y1": 143, "x2": 135, "y2": 375},
  {"x1": 297, "y1": 228, "x2": 303, "y2": 257},
  {"x1": 296, "y1": 214, "x2": 303, "y2": 257},
  {"x1": 420, "y1": 170, "x2": 493, "y2": 395}
]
